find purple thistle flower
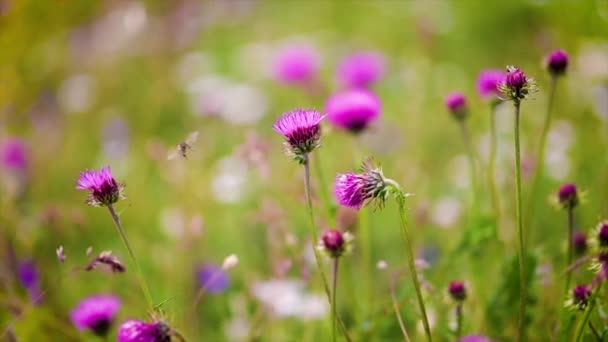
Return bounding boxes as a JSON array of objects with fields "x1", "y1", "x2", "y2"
[
  {"x1": 70, "y1": 294, "x2": 121, "y2": 337},
  {"x1": 448, "y1": 280, "x2": 467, "y2": 301},
  {"x1": 499, "y1": 66, "x2": 538, "y2": 102},
  {"x1": 76, "y1": 166, "x2": 125, "y2": 206},
  {"x1": 325, "y1": 89, "x2": 381, "y2": 134},
  {"x1": 197, "y1": 264, "x2": 229, "y2": 293},
  {"x1": 272, "y1": 44, "x2": 320, "y2": 85},
  {"x1": 318, "y1": 229, "x2": 354, "y2": 258},
  {"x1": 334, "y1": 160, "x2": 392, "y2": 210},
  {"x1": 546, "y1": 49, "x2": 569, "y2": 76},
  {"x1": 117, "y1": 319, "x2": 172, "y2": 342},
  {"x1": 597, "y1": 221, "x2": 608, "y2": 247},
  {"x1": 337, "y1": 51, "x2": 386, "y2": 89},
  {"x1": 571, "y1": 284, "x2": 591, "y2": 310},
  {"x1": 573, "y1": 231, "x2": 587, "y2": 256},
  {"x1": 476, "y1": 69, "x2": 506, "y2": 98},
  {"x1": 459, "y1": 335, "x2": 493, "y2": 342},
  {"x1": 445, "y1": 92, "x2": 468, "y2": 120},
  {"x1": 272, "y1": 109, "x2": 324, "y2": 163},
  {"x1": 1, "y1": 138, "x2": 28, "y2": 171},
  {"x1": 557, "y1": 183, "x2": 578, "y2": 210}
]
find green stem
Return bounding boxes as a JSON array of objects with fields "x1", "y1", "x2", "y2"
[
  {"x1": 312, "y1": 150, "x2": 335, "y2": 225},
  {"x1": 107, "y1": 205, "x2": 154, "y2": 310},
  {"x1": 564, "y1": 207, "x2": 574, "y2": 295},
  {"x1": 525, "y1": 76, "x2": 558, "y2": 230},
  {"x1": 574, "y1": 284, "x2": 602, "y2": 342},
  {"x1": 513, "y1": 100, "x2": 527, "y2": 342},
  {"x1": 588, "y1": 321, "x2": 602, "y2": 341},
  {"x1": 303, "y1": 154, "x2": 351, "y2": 341},
  {"x1": 332, "y1": 258, "x2": 339, "y2": 342},
  {"x1": 390, "y1": 280, "x2": 411, "y2": 342},
  {"x1": 456, "y1": 303, "x2": 463, "y2": 338},
  {"x1": 488, "y1": 102, "x2": 501, "y2": 224},
  {"x1": 396, "y1": 196, "x2": 432, "y2": 341}
]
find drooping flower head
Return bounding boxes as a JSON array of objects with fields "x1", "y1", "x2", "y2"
[
  {"x1": 459, "y1": 335, "x2": 493, "y2": 342},
  {"x1": 546, "y1": 49, "x2": 569, "y2": 76},
  {"x1": 272, "y1": 44, "x2": 320, "y2": 85},
  {"x1": 597, "y1": 220, "x2": 608, "y2": 248},
  {"x1": 1, "y1": 138, "x2": 28, "y2": 171},
  {"x1": 76, "y1": 166, "x2": 125, "y2": 206},
  {"x1": 448, "y1": 280, "x2": 467, "y2": 301},
  {"x1": 477, "y1": 69, "x2": 506, "y2": 98},
  {"x1": 272, "y1": 109, "x2": 324, "y2": 163},
  {"x1": 337, "y1": 51, "x2": 386, "y2": 89},
  {"x1": 317, "y1": 229, "x2": 354, "y2": 258},
  {"x1": 117, "y1": 319, "x2": 172, "y2": 342},
  {"x1": 197, "y1": 264, "x2": 229, "y2": 293},
  {"x1": 70, "y1": 294, "x2": 121, "y2": 337},
  {"x1": 573, "y1": 231, "x2": 588, "y2": 256},
  {"x1": 557, "y1": 183, "x2": 578, "y2": 210},
  {"x1": 498, "y1": 66, "x2": 538, "y2": 102},
  {"x1": 334, "y1": 159, "x2": 396, "y2": 210},
  {"x1": 445, "y1": 92, "x2": 468, "y2": 120},
  {"x1": 325, "y1": 89, "x2": 381, "y2": 134}
]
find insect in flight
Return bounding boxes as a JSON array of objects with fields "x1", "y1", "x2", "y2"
[{"x1": 167, "y1": 131, "x2": 199, "y2": 160}]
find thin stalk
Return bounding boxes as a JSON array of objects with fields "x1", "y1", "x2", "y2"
[
  {"x1": 488, "y1": 102, "x2": 501, "y2": 224},
  {"x1": 588, "y1": 321, "x2": 602, "y2": 341},
  {"x1": 574, "y1": 284, "x2": 602, "y2": 342},
  {"x1": 564, "y1": 207, "x2": 574, "y2": 295},
  {"x1": 390, "y1": 281, "x2": 411, "y2": 342},
  {"x1": 525, "y1": 76, "x2": 558, "y2": 228},
  {"x1": 459, "y1": 120, "x2": 477, "y2": 207},
  {"x1": 312, "y1": 151, "x2": 334, "y2": 224},
  {"x1": 455, "y1": 303, "x2": 463, "y2": 338},
  {"x1": 303, "y1": 154, "x2": 351, "y2": 341},
  {"x1": 107, "y1": 205, "x2": 154, "y2": 309},
  {"x1": 332, "y1": 258, "x2": 339, "y2": 342},
  {"x1": 396, "y1": 197, "x2": 432, "y2": 341},
  {"x1": 513, "y1": 100, "x2": 527, "y2": 342}
]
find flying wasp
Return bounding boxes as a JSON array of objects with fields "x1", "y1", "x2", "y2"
[{"x1": 167, "y1": 131, "x2": 199, "y2": 160}]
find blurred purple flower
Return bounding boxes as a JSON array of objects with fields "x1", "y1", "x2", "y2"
[
  {"x1": 272, "y1": 44, "x2": 320, "y2": 85},
  {"x1": 325, "y1": 89, "x2": 381, "y2": 133},
  {"x1": 459, "y1": 335, "x2": 492, "y2": 342},
  {"x1": 476, "y1": 69, "x2": 505, "y2": 98},
  {"x1": 76, "y1": 166, "x2": 124, "y2": 207},
  {"x1": 197, "y1": 264, "x2": 229, "y2": 293},
  {"x1": 557, "y1": 183, "x2": 578, "y2": 210},
  {"x1": 448, "y1": 280, "x2": 466, "y2": 301},
  {"x1": 17, "y1": 260, "x2": 43, "y2": 305},
  {"x1": 546, "y1": 49, "x2": 569, "y2": 76},
  {"x1": 1, "y1": 138, "x2": 28, "y2": 171},
  {"x1": 571, "y1": 284, "x2": 591, "y2": 310},
  {"x1": 273, "y1": 109, "x2": 324, "y2": 163},
  {"x1": 598, "y1": 220, "x2": 608, "y2": 247},
  {"x1": 318, "y1": 229, "x2": 353, "y2": 258},
  {"x1": 444, "y1": 92, "x2": 467, "y2": 120},
  {"x1": 573, "y1": 231, "x2": 587, "y2": 256},
  {"x1": 337, "y1": 51, "x2": 385, "y2": 89},
  {"x1": 117, "y1": 319, "x2": 172, "y2": 342},
  {"x1": 70, "y1": 294, "x2": 121, "y2": 337}
]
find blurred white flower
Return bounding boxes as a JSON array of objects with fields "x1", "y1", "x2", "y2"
[
  {"x1": 544, "y1": 120, "x2": 573, "y2": 180},
  {"x1": 175, "y1": 52, "x2": 211, "y2": 86},
  {"x1": 576, "y1": 42, "x2": 608, "y2": 81},
  {"x1": 58, "y1": 74, "x2": 96, "y2": 114},
  {"x1": 211, "y1": 156, "x2": 249, "y2": 203},
  {"x1": 593, "y1": 84, "x2": 608, "y2": 122},
  {"x1": 430, "y1": 197, "x2": 462, "y2": 228},
  {"x1": 251, "y1": 279, "x2": 328, "y2": 320},
  {"x1": 160, "y1": 207, "x2": 186, "y2": 239},
  {"x1": 225, "y1": 317, "x2": 249, "y2": 342},
  {"x1": 222, "y1": 254, "x2": 239, "y2": 270},
  {"x1": 220, "y1": 84, "x2": 267, "y2": 125}
]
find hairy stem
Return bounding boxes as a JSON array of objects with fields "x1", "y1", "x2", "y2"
[
  {"x1": 303, "y1": 154, "x2": 351, "y2": 341},
  {"x1": 513, "y1": 100, "x2": 527, "y2": 342},
  {"x1": 107, "y1": 205, "x2": 154, "y2": 310},
  {"x1": 396, "y1": 197, "x2": 432, "y2": 341}
]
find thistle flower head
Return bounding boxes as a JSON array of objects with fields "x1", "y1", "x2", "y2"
[
  {"x1": 546, "y1": 49, "x2": 569, "y2": 76},
  {"x1": 573, "y1": 231, "x2": 588, "y2": 256},
  {"x1": 448, "y1": 280, "x2": 467, "y2": 301},
  {"x1": 334, "y1": 159, "x2": 397, "y2": 210},
  {"x1": 1, "y1": 137, "x2": 28, "y2": 171},
  {"x1": 76, "y1": 166, "x2": 125, "y2": 206},
  {"x1": 498, "y1": 66, "x2": 538, "y2": 102},
  {"x1": 272, "y1": 109, "x2": 324, "y2": 163},
  {"x1": 337, "y1": 51, "x2": 386, "y2": 89},
  {"x1": 272, "y1": 44, "x2": 320, "y2": 85},
  {"x1": 557, "y1": 183, "x2": 578, "y2": 210},
  {"x1": 317, "y1": 229, "x2": 354, "y2": 258},
  {"x1": 117, "y1": 319, "x2": 172, "y2": 342},
  {"x1": 325, "y1": 89, "x2": 381, "y2": 134},
  {"x1": 70, "y1": 295, "x2": 121, "y2": 337},
  {"x1": 197, "y1": 264, "x2": 229, "y2": 293},
  {"x1": 445, "y1": 92, "x2": 468, "y2": 120},
  {"x1": 565, "y1": 285, "x2": 591, "y2": 311},
  {"x1": 477, "y1": 69, "x2": 506, "y2": 98},
  {"x1": 597, "y1": 221, "x2": 608, "y2": 247}
]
